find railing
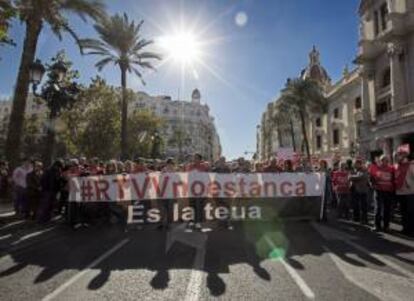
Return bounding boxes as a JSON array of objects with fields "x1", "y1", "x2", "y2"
[{"x1": 376, "y1": 102, "x2": 414, "y2": 124}]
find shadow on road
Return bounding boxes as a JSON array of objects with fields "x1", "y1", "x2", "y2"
[{"x1": 0, "y1": 215, "x2": 413, "y2": 298}]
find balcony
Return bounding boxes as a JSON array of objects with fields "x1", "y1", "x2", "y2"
[{"x1": 376, "y1": 102, "x2": 414, "y2": 125}]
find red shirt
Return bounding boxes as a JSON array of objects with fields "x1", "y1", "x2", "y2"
[
  {"x1": 186, "y1": 162, "x2": 209, "y2": 172},
  {"x1": 133, "y1": 165, "x2": 148, "y2": 173},
  {"x1": 370, "y1": 164, "x2": 395, "y2": 192},
  {"x1": 332, "y1": 170, "x2": 350, "y2": 193},
  {"x1": 66, "y1": 166, "x2": 83, "y2": 177},
  {"x1": 263, "y1": 165, "x2": 281, "y2": 173},
  {"x1": 394, "y1": 162, "x2": 411, "y2": 190},
  {"x1": 89, "y1": 165, "x2": 104, "y2": 175}
]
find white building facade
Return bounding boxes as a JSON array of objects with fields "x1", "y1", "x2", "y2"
[
  {"x1": 357, "y1": 0, "x2": 414, "y2": 159},
  {"x1": 129, "y1": 89, "x2": 221, "y2": 162}
]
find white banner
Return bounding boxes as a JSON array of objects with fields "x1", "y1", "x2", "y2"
[{"x1": 69, "y1": 172, "x2": 326, "y2": 202}]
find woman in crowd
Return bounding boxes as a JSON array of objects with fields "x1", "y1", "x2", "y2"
[
  {"x1": 332, "y1": 162, "x2": 351, "y2": 219},
  {"x1": 26, "y1": 161, "x2": 43, "y2": 220}
]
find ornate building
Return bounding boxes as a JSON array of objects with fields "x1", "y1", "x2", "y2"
[
  {"x1": 356, "y1": 0, "x2": 414, "y2": 159},
  {"x1": 129, "y1": 89, "x2": 221, "y2": 161},
  {"x1": 258, "y1": 0, "x2": 414, "y2": 163},
  {"x1": 258, "y1": 46, "x2": 361, "y2": 161}
]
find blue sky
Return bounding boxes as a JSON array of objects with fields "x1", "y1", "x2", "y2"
[{"x1": 0, "y1": 0, "x2": 360, "y2": 159}]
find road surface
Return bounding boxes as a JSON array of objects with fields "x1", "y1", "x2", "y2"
[{"x1": 0, "y1": 212, "x2": 413, "y2": 301}]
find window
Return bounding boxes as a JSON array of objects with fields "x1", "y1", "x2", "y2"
[
  {"x1": 333, "y1": 108, "x2": 340, "y2": 119},
  {"x1": 315, "y1": 117, "x2": 321, "y2": 127},
  {"x1": 333, "y1": 129, "x2": 340, "y2": 146},
  {"x1": 356, "y1": 121, "x2": 362, "y2": 139},
  {"x1": 316, "y1": 135, "x2": 322, "y2": 150},
  {"x1": 374, "y1": 10, "x2": 380, "y2": 36},
  {"x1": 376, "y1": 96, "x2": 391, "y2": 116},
  {"x1": 355, "y1": 97, "x2": 362, "y2": 110},
  {"x1": 382, "y1": 67, "x2": 391, "y2": 88},
  {"x1": 380, "y1": 3, "x2": 389, "y2": 31}
]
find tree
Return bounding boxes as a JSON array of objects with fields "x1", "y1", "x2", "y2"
[
  {"x1": 127, "y1": 109, "x2": 164, "y2": 159},
  {"x1": 80, "y1": 13, "x2": 161, "y2": 159},
  {"x1": 0, "y1": 0, "x2": 16, "y2": 49},
  {"x1": 279, "y1": 78, "x2": 327, "y2": 160},
  {"x1": 21, "y1": 114, "x2": 43, "y2": 159},
  {"x1": 35, "y1": 50, "x2": 81, "y2": 164},
  {"x1": 59, "y1": 76, "x2": 121, "y2": 160},
  {"x1": 4, "y1": 0, "x2": 105, "y2": 168},
  {"x1": 273, "y1": 102, "x2": 298, "y2": 152}
]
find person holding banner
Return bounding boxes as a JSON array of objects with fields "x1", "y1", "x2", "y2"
[
  {"x1": 369, "y1": 155, "x2": 395, "y2": 232},
  {"x1": 159, "y1": 158, "x2": 177, "y2": 230},
  {"x1": 212, "y1": 157, "x2": 233, "y2": 230},
  {"x1": 394, "y1": 150, "x2": 414, "y2": 236},
  {"x1": 332, "y1": 162, "x2": 351, "y2": 219},
  {"x1": 263, "y1": 157, "x2": 281, "y2": 173},
  {"x1": 349, "y1": 159, "x2": 370, "y2": 224},
  {"x1": 186, "y1": 153, "x2": 210, "y2": 231}
]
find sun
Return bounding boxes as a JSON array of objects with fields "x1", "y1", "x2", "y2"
[{"x1": 158, "y1": 32, "x2": 201, "y2": 65}]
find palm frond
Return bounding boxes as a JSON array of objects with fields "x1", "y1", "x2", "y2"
[
  {"x1": 95, "y1": 56, "x2": 114, "y2": 71},
  {"x1": 61, "y1": 0, "x2": 106, "y2": 22},
  {"x1": 83, "y1": 12, "x2": 161, "y2": 85}
]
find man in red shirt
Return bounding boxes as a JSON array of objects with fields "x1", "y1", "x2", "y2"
[
  {"x1": 370, "y1": 155, "x2": 395, "y2": 232},
  {"x1": 186, "y1": 153, "x2": 209, "y2": 231},
  {"x1": 332, "y1": 162, "x2": 351, "y2": 219}
]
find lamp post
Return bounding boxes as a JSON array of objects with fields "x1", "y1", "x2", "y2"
[
  {"x1": 151, "y1": 131, "x2": 162, "y2": 159},
  {"x1": 29, "y1": 57, "x2": 80, "y2": 166}
]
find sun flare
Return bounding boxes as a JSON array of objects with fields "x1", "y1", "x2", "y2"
[{"x1": 158, "y1": 32, "x2": 201, "y2": 65}]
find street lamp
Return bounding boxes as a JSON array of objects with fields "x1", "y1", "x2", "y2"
[
  {"x1": 29, "y1": 59, "x2": 46, "y2": 85},
  {"x1": 29, "y1": 57, "x2": 80, "y2": 166}
]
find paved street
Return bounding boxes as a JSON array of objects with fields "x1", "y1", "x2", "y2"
[{"x1": 0, "y1": 209, "x2": 413, "y2": 301}]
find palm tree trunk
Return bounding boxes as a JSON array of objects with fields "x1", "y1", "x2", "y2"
[
  {"x1": 5, "y1": 18, "x2": 42, "y2": 168},
  {"x1": 299, "y1": 110, "x2": 311, "y2": 161},
  {"x1": 120, "y1": 65, "x2": 128, "y2": 160},
  {"x1": 289, "y1": 118, "x2": 296, "y2": 152}
]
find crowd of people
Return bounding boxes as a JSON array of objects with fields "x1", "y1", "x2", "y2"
[{"x1": 0, "y1": 150, "x2": 413, "y2": 235}]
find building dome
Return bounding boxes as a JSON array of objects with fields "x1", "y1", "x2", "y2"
[
  {"x1": 192, "y1": 89, "x2": 201, "y2": 103},
  {"x1": 301, "y1": 46, "x2": 331, "y2": 89}
]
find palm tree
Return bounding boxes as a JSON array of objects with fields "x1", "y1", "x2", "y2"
[
  {"x1": 80, "y1": 13, "x2": 161, "y2": 160},
  {"x1": 5, "y1": 0, "x2": 105, "y2": 168},
  {"x1": 274, "y1": 102, "x2": 298, "y2": 152},
  {"x1": 279, "y1": 78, "x2": 327, "y2": 161}
]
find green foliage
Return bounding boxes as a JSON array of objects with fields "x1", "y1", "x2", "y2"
[
  {"x1": 126, "y1": 109, "x2": 164, "y2": 158},
  {"x1": 21, "y1": 114, "x2": 44, "y2": 159},
  {"x1": 58, "y1": 76, "x2": 120, "y2": 159},
  {"x1": 14, "y1": 0, "x2": 105, "y2": 50},
  {"x1": 0, "y1": 0, "x2": 16, "y2": 48},
  {"x1": 58, "y1": 78, "x2": 164, "y2": 160},
  {"x1": 279, "y1": 78, "x2": 327, "y2": 159},
  {"x1": 45, "y1": 50, "x2": 80, "y2": 86}
]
